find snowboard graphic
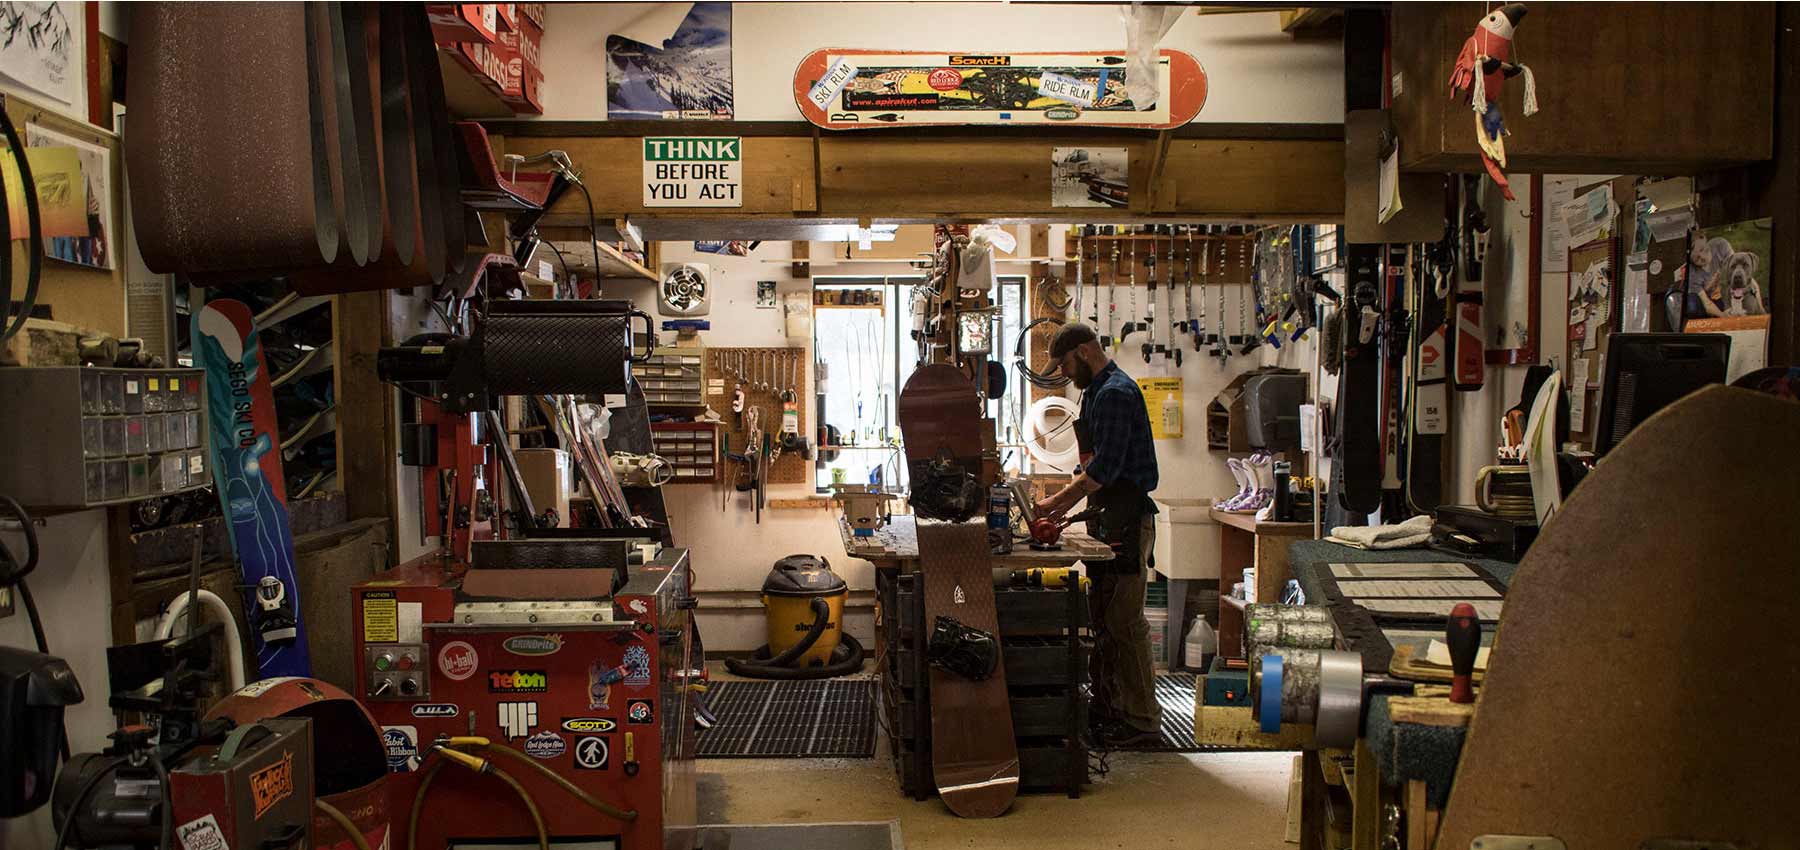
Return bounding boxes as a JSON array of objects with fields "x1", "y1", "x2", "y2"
[{"x1": 197, "y1": 299, "x2": 312, "y2": 678}]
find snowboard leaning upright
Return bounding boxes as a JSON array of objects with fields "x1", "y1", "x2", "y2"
[
  {"x1": 196, "y1": 298, "x2": 312, "y2": 678},
  {"x1": 896, "y1": 363, "x2": 1019, "y2": 818}
]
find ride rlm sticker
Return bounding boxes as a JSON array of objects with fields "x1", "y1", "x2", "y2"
[{"x1": 1038, "y1": 72, "x2": 1097, "y2": 107}]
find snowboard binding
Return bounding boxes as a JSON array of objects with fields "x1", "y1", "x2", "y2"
[
  {"x1": 909, "y1": 451, "x2": 983, "y2": 522},
  {"x1": 927, "y1": 615, "x2": 1000, "y2": 681},
  {"x1": 255, "y1": 576, "x2": 300, "y2": 644}
]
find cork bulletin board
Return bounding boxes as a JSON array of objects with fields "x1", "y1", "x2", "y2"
[{"x1": 705, "y1": 346, "x2": 809, "y2": 485}]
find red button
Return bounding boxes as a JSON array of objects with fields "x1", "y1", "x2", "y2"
[{"x1": 397, "y1": 654, "x2": 415, "y2": 671}]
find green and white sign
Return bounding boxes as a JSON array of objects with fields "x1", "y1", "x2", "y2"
[{"x1": 643, "y1": 136, "x2": 742, "y2": 208}]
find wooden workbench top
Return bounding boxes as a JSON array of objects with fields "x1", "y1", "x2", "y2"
[
  {"x1": 1209, "y1": 507, "x2": 1314, "y2": 535},
  {"x1": 839, "y1": 514, "x2": 1112, "y2": 569}
]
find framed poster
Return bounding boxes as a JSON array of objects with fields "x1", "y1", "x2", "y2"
[
  {"x1": 606, "y1": 2, "x2": 732, "y2": 120},
  {"x1": 26, "y1": 121, "x2": 111, "y2": 269}
]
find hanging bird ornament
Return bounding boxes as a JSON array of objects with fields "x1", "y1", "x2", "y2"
[{"x1": 1448, "y1": 3, "x2": 1538, "y2": 200}]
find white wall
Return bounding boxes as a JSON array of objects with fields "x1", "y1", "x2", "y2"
[
  {"x1": 537, "y1": 3, "x2": 1342, "y2": 123},
  {"x1": 1, "y1": 511, "x2": 115, "y2": 847}
]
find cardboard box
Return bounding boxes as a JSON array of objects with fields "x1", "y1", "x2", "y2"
[
  {"x1": 517, "y1": 3, "x2": 545, "y2": 27},
  {"x1": 514, "y1": 448, "x2": 571, "y2": 527},
  {"x1": 494, "y1": 20, "x2": 544, "y2": 115},
  {"x1": 494, "y1": 2, "x2": 517, "y2": 32},
  {"x1": 427, "y1": 4, "x2": 497, "y2": 44},
  {"x1": 447, "y1": 39, "x2": 509, "y2": 94}
]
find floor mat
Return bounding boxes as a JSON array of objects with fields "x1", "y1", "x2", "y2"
[
  {"x1": 1108, "y1": 672, "x2": 1249, "y2": 753},
  {"x1": 698, "y1": 679, "x2": 877, "y2": 758},
  {"x1": 695, "y1": 821, "x2": 902, "y2": 850}
]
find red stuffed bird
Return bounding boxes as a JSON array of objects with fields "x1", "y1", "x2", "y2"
[{"x1": 1448, "y1": 3, "x2": 1538, "y2": 200}]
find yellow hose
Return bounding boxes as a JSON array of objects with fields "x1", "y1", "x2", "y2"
[
  {"x1": 407, "y1": 750, "x2": 549, "y2": 850},
  {"x1": 470, "y1": 742, "x2": 639, "y2": 822},
  {"x1": 315, "y1": 798, "x2": 373, "y2": 850},
  {"x1": 488, "y1": 764, "x2": 550, "y2": 850}
]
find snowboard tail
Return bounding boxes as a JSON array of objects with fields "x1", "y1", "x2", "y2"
[
  {"x1": 915, "y1": 521, "x2": 1020, "y2": 818},
  {"x1": 197, "y1": 299, "x2": 312, "y2": 679}
]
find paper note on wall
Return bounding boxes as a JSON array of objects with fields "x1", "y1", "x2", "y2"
[{"x1": 1137, "y1": 377, "x2": 1183, "y2": 439}]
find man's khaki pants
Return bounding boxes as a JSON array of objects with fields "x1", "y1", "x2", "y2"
[{"x1": 1088, "y1": 515, "x2": 1162, "y2": 733}]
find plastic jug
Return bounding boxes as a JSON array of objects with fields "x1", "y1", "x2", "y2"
[{"x1": 1184, "y1": 615, "x2": 1217, "y2": 669}]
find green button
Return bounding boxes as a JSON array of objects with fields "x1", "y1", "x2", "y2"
[{"x1": 375, "y1": 655, "x2": 391, "y2": 671}]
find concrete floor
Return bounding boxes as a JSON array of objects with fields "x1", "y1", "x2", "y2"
[
  {"x1": 698, "y1": 751, "x2": 1296, "y2": 849},
  {"x1": 698, "y1": 663, "x2": 1297, "y2": 849}
]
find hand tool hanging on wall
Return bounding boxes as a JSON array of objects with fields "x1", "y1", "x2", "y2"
[
  {"x1": 1214, "y1": 238, "x2": 1230, "y2": 366},
  {"x1": 1094, "y1": 235, "x2": 1108, "y2": 349},
  {"x1": 1085, "y1": 228, "x2": 1102, "y2": 327},
  {"x1": 1189, "y1": 228, "x2": 1205, "y2": 352},
  {"x1": 1123, "y1": 238, "x2": 1140, "y2": 352},
  {"x1": 1238, "y1": 236, "x2": 1259, "y2": 355},
  {"x1": 1142, "y1": 230, "x2": 1158, "y2": 363},
  {"x1": 1170, "y1": 226, "x2": 1185, "y2": 366}
]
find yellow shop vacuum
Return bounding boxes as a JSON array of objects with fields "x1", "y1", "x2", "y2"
[{"x1": 725, "y1": 554, "x2": 864, "y2": 679}]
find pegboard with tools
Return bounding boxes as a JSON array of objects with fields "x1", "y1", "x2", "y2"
[
  {"x1": 1062, "y1": 227, "x2": 1266, "y2": 365},
  {"x1": 705, "y1": 347, "x2": 810, "y2": 485}
]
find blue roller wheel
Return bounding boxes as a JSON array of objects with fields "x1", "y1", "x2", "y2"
[{"x1": 1258, "y1": 653, "x2": 1284, "y2": 734}]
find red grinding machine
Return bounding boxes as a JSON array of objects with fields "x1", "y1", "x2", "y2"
[{"x1": 358, "y1": 294, "x2": 699, "y2": 849}]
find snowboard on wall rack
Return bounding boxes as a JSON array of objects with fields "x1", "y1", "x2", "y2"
[
  {"x1": 195, "y1": 299, "x2": 312, "y2": 679},
  {"x1": 895, "y1": 363, "x2": 1018, "y2": 819},
  {"x1": 795, "y1": 48, "x2": 1206, "y2": 130}
]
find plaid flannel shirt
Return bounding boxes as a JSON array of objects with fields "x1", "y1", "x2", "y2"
[{"x1": 1078, "y1": 362, "x2": 1159, "y2": 494}]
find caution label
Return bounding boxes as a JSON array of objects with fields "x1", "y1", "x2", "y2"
[{"x1": 362, "y1": 591, "x2": 398, "y2": 643}]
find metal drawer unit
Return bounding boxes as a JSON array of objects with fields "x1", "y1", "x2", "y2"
[
  {"x1": 649, "y1": 421, "x2": 719, "y2": 484},
  {"x1": 0, "y1": 367, "x2": 210, "y2": 508},
  {"x1": 639, "y1": 348, "x2": 705, "y2": 409}
]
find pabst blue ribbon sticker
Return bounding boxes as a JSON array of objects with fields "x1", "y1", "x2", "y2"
[
  {"x1": 524, "y1": 730, "x2": 566, "y2": 760},
  {"x1": 383, "y1": 726, "x2": 420, "y2": 773},
  {"x1": 437, "y1": 641, "x2": 478, "y2": 681}
]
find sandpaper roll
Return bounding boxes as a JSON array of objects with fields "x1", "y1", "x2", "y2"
[
  {"x1": 323, "y1": 1, "x2": 379, "y2": 266},
  {"x1": 126, "y1": 3, "x2": 326, "y2": 274},
  {"x1": 399, "y1": 2, "x2": 450, "y2": 283}
]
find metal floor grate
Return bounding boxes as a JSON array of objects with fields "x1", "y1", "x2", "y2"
[
  {"x1": 697, "y1": 679, "x2": 878, "y2": 758},
  {"x1": 1108, "y1": 672, "x2": 1249, "y2": 753}
]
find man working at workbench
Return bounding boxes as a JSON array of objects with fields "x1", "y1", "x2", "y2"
[{"x1": 1035, "y1": 322, "x2": 1162, "y2": 747}]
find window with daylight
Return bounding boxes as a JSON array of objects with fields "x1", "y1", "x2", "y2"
[{"x1": 811, "y1": 276, "x2": 1030, "y2": 493}]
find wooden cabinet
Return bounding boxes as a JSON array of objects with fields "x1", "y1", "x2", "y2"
[{"x1": 1391, "y1": 2, "x2": 1775, "y2": 174}]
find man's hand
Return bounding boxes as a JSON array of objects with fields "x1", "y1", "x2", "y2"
[{"x1": 1034, "y1": 487, "x2": 1079, "y2": 522}]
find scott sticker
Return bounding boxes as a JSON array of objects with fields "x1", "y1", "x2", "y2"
[
  {"x1": 438, "y1": 641, "x2": 478, "y2": 681},
  {"x1": 177, "y1": 814, "x2": 228, "y2": 850},
  {"x1": 503, "y1": 634, "x2": 564, "y2": 656},
  {"x1": 411, "y1": 703, "x2": 459, "y2": 719},
  {"x1": 524, "y1": 730, "x2": 566, "y2": 760},
  {"x1": 383, "y1": 726, "x2": 419, "y2": 773},
  {"x1": 626, "y1": 699, "x2": 654, "y2": 725},
  {"x1": 562, "y1": 717, "x2": 618, "y2": 733},
  {"x1": 574, "y1": 736, "x2": 610, "y2": 770}
]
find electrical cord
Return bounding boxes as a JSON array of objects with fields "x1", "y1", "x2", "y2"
[
  {"x1": 317, "y1": 798, "x2": 375, "y2": 850},
  {"x1": 408, "y1": 752, "x2": 549, "y2": 850},
  {"x1": 53, "y1": 757, "x2": 122, "y2": 850},
  {"x1": 0, "y1": 495, "x2": 63, "y2": 759},
  {"x1": 0, "y1": 102, "x2": 41, "y2": 342},
  {"x1": 1013, "y1": 316, "x2": 1071, "y2": 390},
  {"x1": 150, "y1": 752, "x2": 173, "y2": 850},
  {"x1": 574, "y1": 180, "x2": 603, "y2": 286}
]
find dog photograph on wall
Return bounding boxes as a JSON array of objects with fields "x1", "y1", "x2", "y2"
[{"x1": 1681, "y1": 218, "x2": 1772, "y2": 321}]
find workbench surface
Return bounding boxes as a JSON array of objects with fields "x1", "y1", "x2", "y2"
[{"x1": 839, "y1": 515, "x2": 1113, "y2": 570}]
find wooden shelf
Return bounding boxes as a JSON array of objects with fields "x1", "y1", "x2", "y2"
[
  {"x1": 1221, "y1": 595, "x2": 1247, "y2": 611},
  {"x1": 548, "y1": 240, "x2": 657, "y2": 282}
]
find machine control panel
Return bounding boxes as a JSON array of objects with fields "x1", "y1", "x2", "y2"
[{"x1": 364, "y1": 643, "x2": 430, "y2": 700}]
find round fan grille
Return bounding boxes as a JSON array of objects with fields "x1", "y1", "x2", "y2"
[{"x1": 662, "y1": 265, "x2": 710, "y2": 315}]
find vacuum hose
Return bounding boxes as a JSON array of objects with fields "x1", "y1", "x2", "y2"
[
  {"x1": 725, "y1": 597, "x2": 866, "y2": 680},
  {"x1": 315, "y1": 798, "x2": 374, "y2": 850}
]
